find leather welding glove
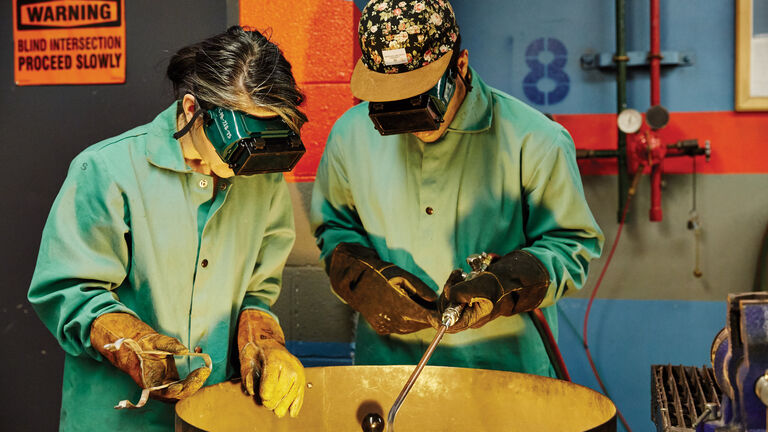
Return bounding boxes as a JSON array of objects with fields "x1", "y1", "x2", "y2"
[
  {"x1": 90, "y1": 312, "x2": 211, "y2": 402},
  {"x1": 238, "y1": 309, "x2": 305, "y2": 418},
  {"x1": 436, "y1": 250, "x2": 550, "y2": 333},
  {"x1": 327, "y1": 242, "x2": 440, "y2": 335}
]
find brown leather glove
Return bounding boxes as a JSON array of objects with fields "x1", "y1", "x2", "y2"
[
  {"x1": 436, "y1": 250, "x2": 550, "y2": 333},
  {"x1": 238, "y1": 309, "x2": 305, "y2": 418},
  {"x1": 327, "y1": 242, "x2": 439, "y2": 335},
  {"x1": 90, "y1": 313, "x2": 210, "y2": 402}
]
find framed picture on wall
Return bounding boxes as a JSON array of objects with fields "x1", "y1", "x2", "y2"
[{"x1": 736, "y1": 0, "x2": 768, "y2": 110}]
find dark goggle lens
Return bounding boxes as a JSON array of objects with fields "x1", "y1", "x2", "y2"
[
  {"x1": 227, "y1": 137, "x2": 305, "y2": 175},
  {"x1": 367, "y1": 67, "x2": 456, "y2": 136}
]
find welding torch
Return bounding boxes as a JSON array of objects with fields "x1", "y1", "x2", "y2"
[
  {"x1": 382, "y1": 304, "x2": 464, "y2": 432},
  {"x1": 383, "y1": 253, "x2": 492, "y2": 432}
]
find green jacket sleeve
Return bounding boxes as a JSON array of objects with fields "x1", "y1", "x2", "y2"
[
  {"x1": 28, "y1": 151, "x2": 135, "y2": 360},
  {"x1": 240, "y1": 177, "x2": 296, "y2": 320},
  {"x1": 309, "y1": 130, "x2": 373, "y2": 262},
  {"x1": 521, "y1": 129, "x2": 605, "y2": 308}
]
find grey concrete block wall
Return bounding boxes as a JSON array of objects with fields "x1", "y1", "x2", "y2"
[
  {"x1": 286, "y1": 183, "x2": 322, "y2": 267},
  {"x1": 274, "y1": 265, "x2": 355, "y2": 343},
  {"x1": 580, "y1": 173, "x2": 768, "y2": 301},
  {"x1": 279, "y1": 183, "x2": 355, "y2": 344}
]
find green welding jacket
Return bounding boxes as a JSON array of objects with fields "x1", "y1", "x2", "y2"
[
  {"x1": 310, "y1": 69, "x2": 604, "y2": 375},
  {"x1": 28, "y1": 103, "x2": 295, "y2": 431}
]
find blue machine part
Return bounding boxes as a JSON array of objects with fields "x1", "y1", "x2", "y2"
[
  {"x1": 651, "y1": 293, "x2": 768, "y2": 432},
  {"x1": 699, "y1": 293, "x2": 768, "y2": 432}
]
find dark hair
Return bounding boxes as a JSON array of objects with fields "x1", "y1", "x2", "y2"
[{"x1": 167, "y1": 26, "x2": 307, "y2": 132}]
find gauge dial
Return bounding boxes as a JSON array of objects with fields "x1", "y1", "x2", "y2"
[
  {"x1": 617, "y1": 108, "x2": 643, "y2": 134},
  {"x1": 646, "y1": 104, "x2": 670, "y2": 130}
]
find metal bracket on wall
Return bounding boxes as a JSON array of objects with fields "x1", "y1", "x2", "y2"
[{"x1": 580, "y1": 51, "x2": 695, "y2": 70}]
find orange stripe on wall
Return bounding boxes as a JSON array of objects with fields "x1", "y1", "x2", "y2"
[{"x1": 556, "y1": 111, "x2": 768, "y2": 176}]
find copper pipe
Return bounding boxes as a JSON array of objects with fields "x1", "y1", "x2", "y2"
[
  {"x1": 385, "y1": 325, "x2": 446, "y2": 432},
  {"x1": 386, "y1": 304, "x2": 464, "y2": 432}
]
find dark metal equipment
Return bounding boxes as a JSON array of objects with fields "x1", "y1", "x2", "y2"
[
  {"x1": 175, "y1": 366, "x2": 617, "y2": 432},
  {"x1": 651, "y1": 365, "x2": 722, "y2": 431},
  {"x1": 651, "y1": 292, "x2": 768, "y2": 432}
]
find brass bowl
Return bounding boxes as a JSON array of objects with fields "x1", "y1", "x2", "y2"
[{"x1": 176, "y1": 365, "x2": 616, "y2": 431}]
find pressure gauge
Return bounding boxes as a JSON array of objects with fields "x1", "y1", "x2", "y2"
[
  {"x1": 617, "y1": 108, "x2": 643, "y2": 134},
  {"x1": 646, "y1": 104, "x2": 670, "y2": 130}
]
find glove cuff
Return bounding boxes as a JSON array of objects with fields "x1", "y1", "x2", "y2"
[
  {"x1": 237, "y1": 309, "x2": 286, "y2": 353},
  {"x1": 327, "y1": 242, "x2": 437, "y2": 335},
  {"x1": 490, "y1": 250, "x2": 550, "y2": 317},
  {"x1": 90, "y1": 312, "x2": 160, "y2": 387}
]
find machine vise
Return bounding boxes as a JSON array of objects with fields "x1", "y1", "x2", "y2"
[{"x1": 652, "y1": 292, "x2": 768, "y2": 432}]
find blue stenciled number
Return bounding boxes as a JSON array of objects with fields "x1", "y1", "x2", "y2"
[{"x1": 523, "y1": 38, "x2": 569, "y2": 105}]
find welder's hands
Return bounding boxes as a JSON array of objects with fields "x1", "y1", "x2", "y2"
[
  {"x1": 428, "y1": 269, "x2": 493, "y2": 332},
  {"x1": 327, "y1": 243, "x2": 440, "y2": 335},
  {"x1": 433, "y1": 251, "x2": 551, "y2": 333},
  {"x1": 238, "y1": 309, "x2": 305, "y2": 418},
  {"x1": 90, "y1": 312, "x2": 211, "y2": 402}
]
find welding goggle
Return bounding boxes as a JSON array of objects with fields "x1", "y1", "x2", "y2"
[
  {"x1": 203, "y1": 107, "x2": 305, "y2": 175},
  {"x1": 174, "y1": 101, "x2": 305, "y2": 175},
  {"x1": 367, "y1": 66, "x2": 457, "y2": 136}
]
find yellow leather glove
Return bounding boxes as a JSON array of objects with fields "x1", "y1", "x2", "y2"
[
  {"x1": 238, "y1": 309, "x2": 305, "y2": 418},
  {"x1": 90, "y1": 313, "x2": 210, "y2": 402}
]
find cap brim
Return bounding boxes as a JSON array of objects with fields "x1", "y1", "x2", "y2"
[{"x1": 350, "y1": 50, "x2": 453, "y2": 102}]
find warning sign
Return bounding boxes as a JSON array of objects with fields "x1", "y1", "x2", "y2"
[{"x1": 13, "y1": 0, "x2": 126, "y2": 86}]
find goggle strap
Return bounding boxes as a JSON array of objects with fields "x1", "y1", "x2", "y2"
[
  {"x1": 172, "y1": 107, "x2": 205, "y2": 140},
  {"x1": 457, "y1": 68, "x2": 472, "y2": 93}
]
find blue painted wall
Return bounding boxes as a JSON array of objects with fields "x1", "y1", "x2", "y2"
[
  {"x1": 558, "y1": 299, "x2": 725, "y2": 432},
  {"x1": 452, "y1": 0, "x2": 734, "y2": 114},
  {"x1": 355, "y1": 0, "x2": 734, "y2": 113}
]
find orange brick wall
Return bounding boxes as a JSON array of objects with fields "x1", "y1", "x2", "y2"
[{"x1": 240, "y1": 0, "x2": 361, "y2": 182}]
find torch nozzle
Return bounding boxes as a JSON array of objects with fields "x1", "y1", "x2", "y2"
[{"x1": 441, "y1": 304, "x2": 465, "y2": 327}]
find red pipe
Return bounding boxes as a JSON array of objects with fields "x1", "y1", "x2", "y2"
[
  {"x1": 650, "y1": 0, "x2": 661, "y2": 106},
  {"x1": 531, "y1": 309, "x2": 571, "y2": 381},
  {"x1": 649, "y1": 163, "x2": 663, "y2": 221},
  {"x1": 649, "y1": 0, "x2": 663, "y2": 222}
]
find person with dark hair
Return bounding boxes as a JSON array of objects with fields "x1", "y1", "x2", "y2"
[
  {"x1": 311, "y1": 1, "x2": 604, "y2": 374},
  {"x1": 28, "y1": 26, "x2": 306, "y2": 431}
]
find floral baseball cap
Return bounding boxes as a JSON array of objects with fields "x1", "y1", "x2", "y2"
[{"x1": 350, "y1": 0, "x2": 460, "y2": 102}]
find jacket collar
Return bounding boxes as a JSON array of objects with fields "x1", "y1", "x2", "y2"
[
  {"x1": 447, "y1": 66, "x2": 493, "y2": 134},
  {"x1": 146, "y1": 102, "x2": 192, "y2": 173}
]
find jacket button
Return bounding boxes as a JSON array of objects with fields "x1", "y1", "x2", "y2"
[
  {"x1": 425, "y1": 207, "x2": 434, "y2": 215},
  {"x1": 201, "y1": 259, "x2": 209, "y2": 268},
  {"x1": 199, "y1": 179, "x2": 208, "y2": 188}
]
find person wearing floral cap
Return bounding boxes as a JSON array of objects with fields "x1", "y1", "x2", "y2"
[{"x1": 310, "y1": 0, "x2": 604, "y2": 375}]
